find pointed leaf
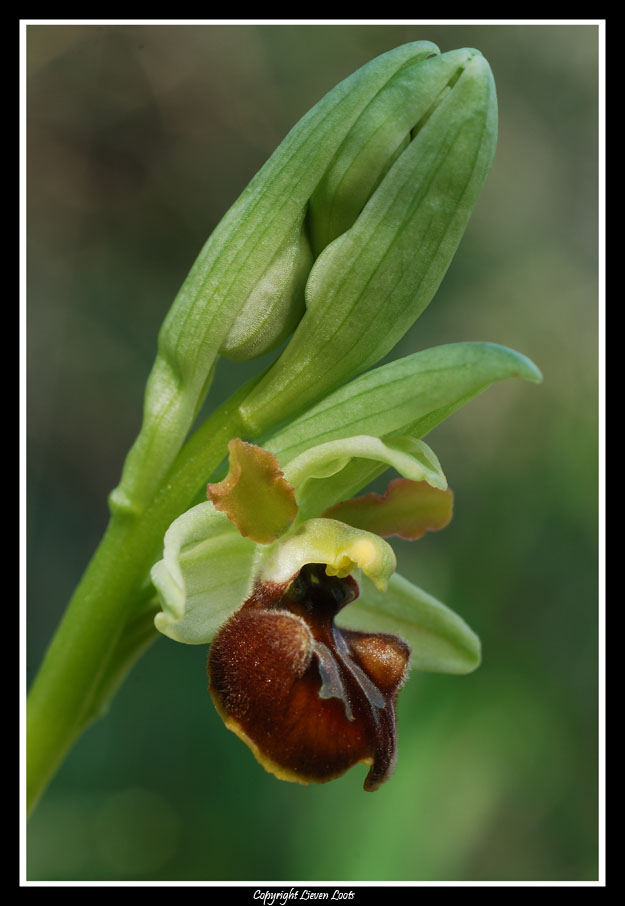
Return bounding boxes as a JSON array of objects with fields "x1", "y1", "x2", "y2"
[{"x1": 264, "y1": 342, "x2": 542, "y2": 466}]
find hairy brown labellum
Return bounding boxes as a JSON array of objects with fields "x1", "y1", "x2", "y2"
[{"x1": 207, "y1": 564, "x2": 410, "y2": 791}]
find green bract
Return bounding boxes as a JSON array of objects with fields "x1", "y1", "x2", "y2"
[{"x1": 264, "y1": 341, "x2": 541, "y2": 517}]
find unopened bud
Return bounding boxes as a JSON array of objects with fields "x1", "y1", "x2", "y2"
[
  {"x1": 239, "y1": 48, "x2": 498, "y2": 434},
  {"x1": 113, "y1": 40, "x2": 439, "y2": 512}
]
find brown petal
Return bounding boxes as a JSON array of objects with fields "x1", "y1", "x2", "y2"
[
  {"x1": 322, "y1": 477, "x2": 453, "y2": 540},
  {"x1": 207, "y1": 438, "x2": 298, "y2": 544}
]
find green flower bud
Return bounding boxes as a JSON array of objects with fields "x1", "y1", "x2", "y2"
[
  {"x1": 239, "y1": 47, "x2": 498, "y2": 434},
  {"x1": 218, "y1": 220, "x2": 313, "y2": 362},
  {"x1": 112, "y1": 40, "x2": 439, "y2": 514}
]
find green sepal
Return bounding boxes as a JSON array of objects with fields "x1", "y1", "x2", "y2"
[
  {"x1": 336, "y1": 572, "x2": 481, "y2": 674},
  {"x1": 151, "y1": 502, "x2": 257, "y2": 645}
]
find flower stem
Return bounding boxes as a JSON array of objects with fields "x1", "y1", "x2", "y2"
[{"x1": 26, "y1": 375, "x2": 262, "y2": 816}]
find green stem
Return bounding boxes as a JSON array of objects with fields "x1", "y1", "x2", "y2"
[{"x1": 26, "y1": 376, "x2": 261, "y2": 816}]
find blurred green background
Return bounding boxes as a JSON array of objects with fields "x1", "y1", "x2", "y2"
[{"x1": 26, "y1": 23, "x2": 600, "y2": 882}]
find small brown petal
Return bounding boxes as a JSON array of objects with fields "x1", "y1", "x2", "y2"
[
  {"x1": 322, "y1": 477, "x2": 453, "y2": 540},
  {"x1": 207, "y1": 438, "x2": 298, "y2": 544}
]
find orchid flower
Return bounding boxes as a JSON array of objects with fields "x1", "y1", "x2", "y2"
[{"x1": 151, "y1": 431, "x2": 478, "y2": 790}]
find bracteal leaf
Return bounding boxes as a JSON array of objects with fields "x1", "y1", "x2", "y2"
[{"x1": 264, "y1": 341, "x2": 542, "y2": 466}]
